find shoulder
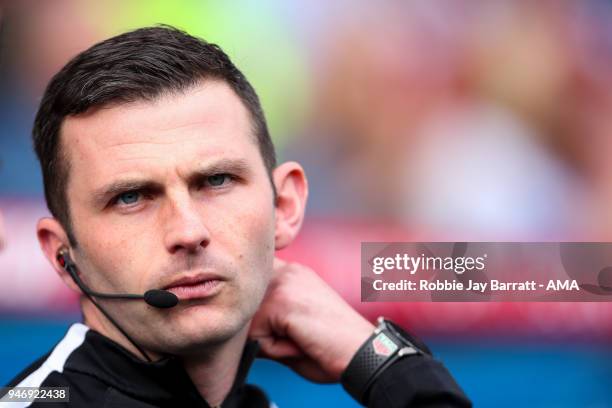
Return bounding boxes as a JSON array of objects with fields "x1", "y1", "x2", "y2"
[
  {"x1": 3, "y1": 357, "x2": 134, "y2": 408},
  {"x1": 4, "y1": 324, "x2": 89, "y2": 389},
  {"x1": 1, "y1": 323, "x2": 113, "y2": 407}
]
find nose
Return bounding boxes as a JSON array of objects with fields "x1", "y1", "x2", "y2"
[{"x1": 162, "y1": 194, "x2": 210, "y2": 254}]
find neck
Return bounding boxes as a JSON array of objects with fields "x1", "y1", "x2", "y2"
[
  {"x1": 180, "y1": 325, "x2": 250, "y2": 407},
  {"x1": 82, "y1": 299, "x2": 250, "y2": 407}
]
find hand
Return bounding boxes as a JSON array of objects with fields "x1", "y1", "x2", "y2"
[{"x1": 248, "y1": 258, "x2": 375, "y2": 383}]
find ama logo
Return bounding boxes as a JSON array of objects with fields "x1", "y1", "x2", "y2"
[{"x1": 546, "y1": 280, "x2": 579, "y2": 290}]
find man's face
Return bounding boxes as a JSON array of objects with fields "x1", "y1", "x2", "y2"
[{"x1": 61, "y1": 81, "x2": 276, "y2": 354}]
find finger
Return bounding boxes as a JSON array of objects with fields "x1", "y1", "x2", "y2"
[{"x1": 254, "y1": 336, "x2": 304, "y2": 360}]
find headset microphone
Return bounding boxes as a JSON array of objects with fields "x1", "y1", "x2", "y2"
[
  {"x1": 56, "y1": 250, "x2": 179, "y2": 308},
  {"x1": 56, "y1": 249, "x2": 181, "y2": 362}
]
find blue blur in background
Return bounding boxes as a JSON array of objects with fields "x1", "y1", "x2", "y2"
[{"x1": 2, "y1": 318, "x2": 610, "y2": 407}]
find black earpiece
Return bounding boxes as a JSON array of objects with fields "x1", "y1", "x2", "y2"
[{"x1": 57, "y1": 249, "x2": 75, "y2": 273}]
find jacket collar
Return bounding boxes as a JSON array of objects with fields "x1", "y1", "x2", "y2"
[{"x1": 64, "y1": 323, "x2": 260, "y2": 407}]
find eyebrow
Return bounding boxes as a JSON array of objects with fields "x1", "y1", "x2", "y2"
[
  {"x1": 91, "y1": 180, "x2": 163, "y2": 208},
  {"x1": 186, "y1": 158, "x2": 251, "y2": 186},
  {"x1": 91, "y1": 158, "x2": 252, "y2": 207}
]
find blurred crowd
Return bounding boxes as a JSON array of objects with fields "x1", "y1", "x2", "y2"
[
  {"x1": 287, "y1": 0, "x2": 612, "y2": 240},
  {"x1": 2, "y1": 0, "x2": 612, "y2": 240}
]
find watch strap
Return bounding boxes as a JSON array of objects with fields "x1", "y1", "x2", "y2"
[{"x1": 340, "y1": 318, "x2": 426, "y2": 405}]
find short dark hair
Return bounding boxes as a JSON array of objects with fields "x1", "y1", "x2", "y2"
[{"x1": 33, "y1": 25, "x2": 276, "y2": 245}]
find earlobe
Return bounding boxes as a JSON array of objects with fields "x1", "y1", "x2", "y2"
[
  {"x1": 37, "y1": 217, "x2": 80, "y2": 292},
  {"x1": 273, "y1": 161, "x2": 308, "y2": 250}
]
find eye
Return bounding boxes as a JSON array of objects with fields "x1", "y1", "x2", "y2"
[
  {"x1": 206, "y1": 174, "x2": 231, "y2": 187},
  {"x1": 116, "y1": 191, "x2": 141, "y2": 205}
]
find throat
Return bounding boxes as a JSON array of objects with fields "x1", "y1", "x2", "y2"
[{"x1": 180, "y1": 326, "x2": 250, "y2": 407}]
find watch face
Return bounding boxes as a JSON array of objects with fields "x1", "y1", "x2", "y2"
[{"x1": 372, "y1": 332, "x2": 399, "y2": 357}]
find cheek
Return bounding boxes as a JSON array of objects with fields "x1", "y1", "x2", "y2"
[
  {"x1": 213, "y1": 191, "x2": 275, "y2": 281},
  {"x1": 211, "y1": 183, "x2": 276, "y2": 251},
  {"x1": 73, "y1": 222, "x2": 149, "y2": 288},
  {"x1": 240, "y1": 221, "x2": 275, "y2": 304}
]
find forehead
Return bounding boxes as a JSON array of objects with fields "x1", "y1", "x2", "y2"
[{"x1": 60, "y1": 81, "x2": 260, "y2": 187}]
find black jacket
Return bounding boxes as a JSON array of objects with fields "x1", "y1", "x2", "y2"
[{"x1": 2, "y1": 323, "x2": 471, "y2": 407}]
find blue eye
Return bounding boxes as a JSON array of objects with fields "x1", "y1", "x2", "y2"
[
  {"x1": 207, "y1": 174, "x2": 230, "y2": 187},
  {"x1": 117, "y1": 191, "x2": 141, "y2": 205}
]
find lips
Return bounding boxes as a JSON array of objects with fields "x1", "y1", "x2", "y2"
[{"x1": 162, "y1": 273, "x2": 225, "y2": 300}]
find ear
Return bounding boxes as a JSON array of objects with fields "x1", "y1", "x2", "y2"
[
  {"x1": 37, "y1": 217, "x2": 81, "y2": 293},
  {"x1": 273, "y1": 161, "x2": 308, "y2": 249}
]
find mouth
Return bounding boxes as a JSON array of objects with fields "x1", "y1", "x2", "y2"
[{"x1": 162, "y1": 273, "x2": 225, "y2": 301}]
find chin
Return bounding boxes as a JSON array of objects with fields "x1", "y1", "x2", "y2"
[{"x1": 169, "y1": 309, "x2": 248, "y2": 347}]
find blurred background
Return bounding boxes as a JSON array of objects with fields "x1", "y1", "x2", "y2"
[{"x1": 1, "y1": 0, "x2": 611, "y2": 406}]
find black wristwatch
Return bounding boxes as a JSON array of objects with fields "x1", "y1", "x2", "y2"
[{"x1": 341, "y1": 317, "x2": 431, "y2": 405}]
